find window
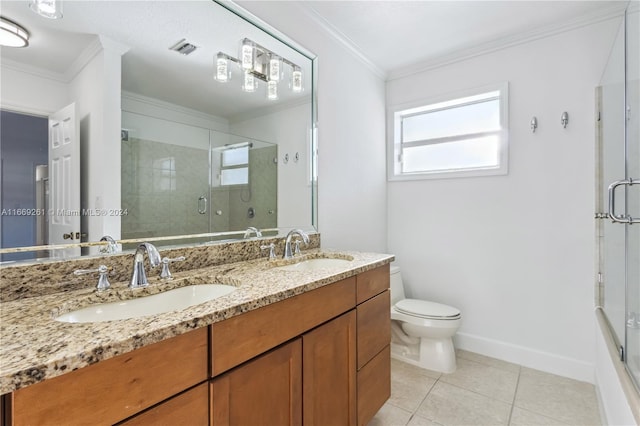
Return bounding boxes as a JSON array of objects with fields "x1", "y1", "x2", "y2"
[
  {"x1": 220, "y1": 145, "x2": 249, "y2": 186},
  {"x1": 388, "y1": 83, "x2": 508, "y2": 180}
]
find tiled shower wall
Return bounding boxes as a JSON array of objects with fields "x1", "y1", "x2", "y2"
[
  {"x1": 121, "y1": 138, "x2": 209, "y2": 239},
  {"x1": 122, "y1": 139, "x2": 277, "y2": 240}
]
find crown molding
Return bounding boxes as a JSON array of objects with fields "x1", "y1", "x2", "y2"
[
  {"x1": 295, "y1": 3, "x2": 387, "y2": 80},
  {"x1": 121, "y1": 90, "x2": 229, "y2": 125},
  {"x1": 387, "y1": 3, "x2": 627, "y2": 81}
]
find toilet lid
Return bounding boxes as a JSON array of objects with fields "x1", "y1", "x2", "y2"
[{"x1": 394, "y1": 299, "x2": 461, "y2": 319}]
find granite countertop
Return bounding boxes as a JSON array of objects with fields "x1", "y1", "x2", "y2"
[{"x1": 0, "y1": 249, "x2": 393, "y2": 394}]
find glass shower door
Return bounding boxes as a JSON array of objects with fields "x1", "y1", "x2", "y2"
[{"x1": 599, "y1": 5, "x2": 640, "y2": 390}]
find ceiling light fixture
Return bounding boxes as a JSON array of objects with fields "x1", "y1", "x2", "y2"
[
  {"x1": 0, "y1": 17, "x2": 29, "y2": 48},
  {"x1": 215, "y1": 38, "x2": 303, "y2": 100},
  {"x1": 29, "y1": 0, "x2": 63, "y2": 19}
]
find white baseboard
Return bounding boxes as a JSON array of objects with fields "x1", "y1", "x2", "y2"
[{"x1": 454, "y1": 332, "x2": 595, "y2": 384}]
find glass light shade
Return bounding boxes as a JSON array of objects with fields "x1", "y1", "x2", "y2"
[
  {"x1": 292, "y1": 67, "x2": 303, "y2": 93},
  {"x1": 268, "y1": 55, "x2": 282, "y2": 81},
  {"x1": 29, "y1": 0, "x2": 63, "y2": 19},
  {"x1": 267, "y1": 80, "x2": 278, "y2": 100},
  {"x1": 0, "y1": 18, "x2": 29, "y2": 47},
  {"x1": 242, "y1": 72, "x2": 257, "y2": 92},
  {"x1": 216, "y1": 54, "x2": 229, "y2": 82},
  {"x1": 241, "y1": 40, "x2": 254, "y2": 70}
]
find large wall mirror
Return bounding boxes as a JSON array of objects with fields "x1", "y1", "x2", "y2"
[{"x1": 0, "y1": 0, "x2": 317, "y2": 262}]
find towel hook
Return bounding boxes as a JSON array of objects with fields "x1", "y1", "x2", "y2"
[{"x1": 561, "y1": 112, "x2": 569, "y2": 128}]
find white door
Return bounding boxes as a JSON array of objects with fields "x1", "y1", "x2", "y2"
[{"x1": 48, "y1": 103, "x2": 80, "y2": 257}]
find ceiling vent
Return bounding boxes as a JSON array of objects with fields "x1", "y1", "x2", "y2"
[{"x1": 169, "y1": 39, "x2": 197, "y2": 55}]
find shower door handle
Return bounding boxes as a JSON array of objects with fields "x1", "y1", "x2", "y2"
[
  {"x1": 608, "y1": 178, "x2": 640, "y2": 224},
  {"x1": 198, "y1": 195, "x2": 208, "y2": 215}
]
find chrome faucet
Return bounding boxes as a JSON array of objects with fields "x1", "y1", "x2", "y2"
[
  {"x1": 283, "y1": 229, "x2": 309, "y2": 259},
  {"x1": 129, "y1": 243, "x2": 161, "y2": 288},
  {"x1": 243, "y1": 227, "x2": 262, "y2": 239},
  {"x1": 99, "y1": 235, "x2": 119, "y2": 254}
]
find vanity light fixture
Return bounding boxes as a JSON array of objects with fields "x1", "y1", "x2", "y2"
[
  {"x1": 215, "y1": 37, "x2": 302, "y2": 100},
  {"x1": 29, "y1": 0, "x2": 63, "y2": 19},
  {"x1": 0, "y1": 17, "x2": 29, "y2": 48}
]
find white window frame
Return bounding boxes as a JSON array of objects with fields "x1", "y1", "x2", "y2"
[{"x1": 387, "y1": 82, "x2": 509, "y2": 181}]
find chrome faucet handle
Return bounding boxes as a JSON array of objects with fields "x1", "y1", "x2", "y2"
[
  {"x1": 293, "y1": 239, "x2": 303, "y2": 256},
  {"x1": 160, "y1": 256, "x2": 186, "y2": 279},
  {"x1": 74, "y1": 265, "x2": 111, "y2": 291},
  {"x1": 260, "y1": 243, "x2": 276, "y2": 260}
]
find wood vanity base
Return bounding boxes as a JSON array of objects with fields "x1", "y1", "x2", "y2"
[{"x1": 3, "y1": 265, "x2": 391, "y2": 426}]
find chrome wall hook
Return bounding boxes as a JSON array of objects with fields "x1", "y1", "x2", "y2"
[
  {"x1": 561, "y1": 112, "x2": 569, "y2": 128},
  {"x1": 530, "y1": 117, "x2": 538, "y2": 133}
]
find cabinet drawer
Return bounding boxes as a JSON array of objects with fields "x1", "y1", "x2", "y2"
[
  {"x1": 357, "y1": 290, "x2": 390, "y2": 370},
  {"x1": 211, "y1": 277, "x2": 356, "y2": 376},
  {"x1": 119, "y1": 383, "x2": 209, "y2": 426},
  {"x1": 11, "y1": 327, "x2": 208, "y2": 426},
  {"x1": 356, "y1": 264, "x2": 390, "y2": 304},
  {"x1": 357, "y1": 345, "x2": 390, "y2": 426}
]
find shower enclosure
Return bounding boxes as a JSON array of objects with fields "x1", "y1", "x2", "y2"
[
  {"x1": 597, "y1": 4, "x2": 639, "y2": 391},
  {"x1": 121, "y1": 111, "x2": 277, "y2": 242}
]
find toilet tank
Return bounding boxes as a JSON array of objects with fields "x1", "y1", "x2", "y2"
[{"x1": 389, "y1": 266, "x2": 406, "y2": 305}]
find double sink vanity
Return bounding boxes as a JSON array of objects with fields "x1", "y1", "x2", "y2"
[{"x1": 0, "y1": 234, "x2": 393, "y2": 425}]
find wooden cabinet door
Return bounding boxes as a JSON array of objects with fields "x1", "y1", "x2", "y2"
[
  {"x1": 119, "y1": 383, "x2": 209, "y2": 426},
  {"x1": 303, "y1": 311, "x2": 356, "y2": 426},
  {"x1": 211, "y1": 339, "x2": 302, "y2": 426}
]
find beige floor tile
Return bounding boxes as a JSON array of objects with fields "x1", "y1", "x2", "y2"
[
  {"x1": 392, "y1": 358, "x2": 442, "y2": 380},
  {"x1": 407, "y1": 414, "x2": 445, "y2": 425},
  {"x1": 509, "y1": 406, "x2": 570, "y2": 426},
  {"x1": 389, "y1": 368, "x2": 437, "y2": 412},
  {"x1": 368, "y1": 402, "x2": 413, "y2": 426},
  {"x1": 514, "y1": 367, "x2": 600, "y2": 426},
  {"x1": 416, "y1": 381, "x2": 512, "y2": 426},
  {"x1": 456, "y1": 349, "x2": 521, "y2": 373},
  {"x1": 440, "y1": 357, "x2": 519, "y2": 403}
]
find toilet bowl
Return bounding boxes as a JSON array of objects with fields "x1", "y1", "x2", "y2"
[{"x1": 390, "y1": 266, "x2": 461, "y2": 373}]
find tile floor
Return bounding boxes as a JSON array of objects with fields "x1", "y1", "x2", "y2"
[{"x1": 369, "y1": 350, "x2": 602, "y2": 426}]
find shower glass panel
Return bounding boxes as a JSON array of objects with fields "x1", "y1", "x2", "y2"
[
  {"x1": 121, "y1": 112, "x2": 210, "y2": 241},
  {"x1": 209, "y1": 131, "x2": 277, "y2": 234},
  {"x1": 598, "y1": 4, "x2": 640, "y2": 391},
  {"x1": 625, "y1": 5, "x2": 639, "y2": 388},
  {"x1": 599, "y1": 16, "x2": 627, "y2": 348}
]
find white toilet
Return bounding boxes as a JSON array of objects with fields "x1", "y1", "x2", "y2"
[{"x1": 390, "y1": 266, "x2": 461, "y2": 373}]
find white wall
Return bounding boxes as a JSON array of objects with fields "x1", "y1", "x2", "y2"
[
  {"x1": 70, "y1": 38, "x2": 127, "y2": 244},
  {"x1": 230, "y1": 102, "x2": 312, "y2": 230},
  {"x1": 237, "y1": 1, "x2": 388, "y2": 253},
  {"x1": 0, "y1": 64, "x2": 69, "y2": 115},
  {"x1": 386, "y1": 18, "x2": 621, "y2": 383}
]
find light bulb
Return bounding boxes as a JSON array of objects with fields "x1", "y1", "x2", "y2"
[
  {"x1": 268, "y1": 55, "x2": 281, "y2": 81},
  {"x1": 216, "y1": 53, "x2": 229, "y2": 82},
  {"x1": 243, "y1": 72, "x2": 257, "y2": 93},
  {"x1": 267, "y1": 81, "x2": 278, "y2": 100},
  {"x1": 292, "y1": 67, "x2": 303, "y2": 93},
  {"x1": 29, "y1": 0, "x2": 63, "y2": 19},
  {"x1": 241, "y1": 40, "x2": 254, "y2": 70}
]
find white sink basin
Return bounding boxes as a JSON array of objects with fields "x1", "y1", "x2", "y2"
[
  {"x1": 55, "y1": 284, "x2": 237, "y2": 323},
  {"x1": 275, "y1": 258, "x2": 352, "y2": 272}
]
